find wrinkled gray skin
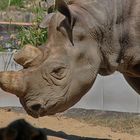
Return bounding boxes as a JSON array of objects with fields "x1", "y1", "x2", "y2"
[{"x1": 0, "y1": 0, "x2": 140, "y2": 118}]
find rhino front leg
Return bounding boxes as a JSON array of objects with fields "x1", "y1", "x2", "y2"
[{"x1": 123, "y1": 75, "x2": 140, "y2": 95}]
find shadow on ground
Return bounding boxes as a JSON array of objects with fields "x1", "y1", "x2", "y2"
[
  {"x1": 44, "y1": 128, "x2": 110, "y2": 140},
  {"x1": 0, "y1": 118, "x2": 110, "y2": 140}
]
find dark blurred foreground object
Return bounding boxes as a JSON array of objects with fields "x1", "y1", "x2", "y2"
[
  {"x1": 0, "y1": 119, "x2": 110, "y2": 140},
  {"x1": 0, "y1": 119, "x2": 47, "y2": 140}
]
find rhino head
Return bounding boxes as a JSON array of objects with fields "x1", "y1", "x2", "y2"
[{"x1": 0, "y1": 0, "x2": 101, "y2": 118}]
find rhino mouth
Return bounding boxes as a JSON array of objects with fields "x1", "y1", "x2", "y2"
[
  {"x1": 19, "y1": 98, "x2": 39, "y2": 118},
  {"x1": 19, "y1": 98, "x2": 63, "y2": 118}
]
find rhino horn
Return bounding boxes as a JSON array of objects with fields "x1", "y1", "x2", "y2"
[
  {"x1": 14, "y1": 44, "x2": 42, "y2": 68},
  {"x1": 0, "y1": 71, "x2": 26, "y2": 97}
]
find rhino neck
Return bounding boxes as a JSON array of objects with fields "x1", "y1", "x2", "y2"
[{"x1": 70, "y1": 0, "x2": 137, "y2": 76}]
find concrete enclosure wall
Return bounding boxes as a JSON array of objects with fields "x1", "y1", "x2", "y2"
[{"x1": 0, "y1": 52, "x2": 139, "y2": 113}]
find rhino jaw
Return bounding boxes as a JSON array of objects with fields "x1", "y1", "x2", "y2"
[{"x1": 0, "y1": 71, "x2": 26, "y2": 97}]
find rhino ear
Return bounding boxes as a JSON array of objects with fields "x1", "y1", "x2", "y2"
[
  {"x1": 39, "y1": 13, "x2": 55, "y2": 28},
  {"x1": 55, "y1": 0, "x2": 72, "y2": 25}
]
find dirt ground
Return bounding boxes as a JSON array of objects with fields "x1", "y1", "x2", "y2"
[{"x1": 0, "y1": 107, "x2": 139, "y2": 140}]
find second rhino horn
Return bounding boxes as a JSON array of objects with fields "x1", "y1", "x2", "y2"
[{"x1": 14, "y1": 45, "x2": 42, "y2": 68}]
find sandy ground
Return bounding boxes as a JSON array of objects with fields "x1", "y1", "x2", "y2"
[{"x1": 0, "y1": 108, "x2": 139, "y2": 140}]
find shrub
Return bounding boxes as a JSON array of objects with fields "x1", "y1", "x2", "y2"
[
  {"x1": 17, "y1": 6, "x2": 48, "y2": 48},
  {"x1": 18, "y1": 26, "x2": 48, "y2": 48},
  {"x1": 0, "y1": 0, "x2": 25, "y2": 10},
  {"x1": 0, "y1": 0, "x2": 9, "y2": 10},
  {"x1": 9, "y1": 0, "x2": 24, "y2": 8}
]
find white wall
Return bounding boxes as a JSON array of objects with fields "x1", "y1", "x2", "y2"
[
  {"x1": 74, "y1": 73, "x2": 140, "y2": 113},
  {"x1": 0, "y1": 52, "x2": 139, "y2": 113},
  {"x1": 0, "y1": 52, "x2": 21, "y2": 107}
]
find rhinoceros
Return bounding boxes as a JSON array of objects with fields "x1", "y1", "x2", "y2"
[{"x1": 0, "y1": 0, "x2": 140, "y2": 118}]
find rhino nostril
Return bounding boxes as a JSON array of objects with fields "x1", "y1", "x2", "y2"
[{"x1": 30, "y1": 104, "x2": 41, "y2": 112}]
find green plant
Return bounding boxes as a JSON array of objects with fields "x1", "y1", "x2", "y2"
[
  {"x1": 17, "y1": 5, "x2": 48, "y2": 48},
  {"x1": 0, "y1": 0, "x2": 9, "y2": 10},
  {"x1": 0, "y1": 0, "x2": 25, "y2": 10},
  {"x1": 18, "y1": 26, "x2": 48, "y2": 48},
  {"x1": 9, "y1": 0, "x2": 24, "y2": 8},
  {"x1": 0, "y1": 46, "x2": 5, "y2": 52}
]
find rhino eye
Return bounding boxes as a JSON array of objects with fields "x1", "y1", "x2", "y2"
[
  {"x1": 51, "y1": 67, "x2": 66, "y2": 79},
  {"x1": 78, "y1": 34, "x2": 85, "y2": 41}
]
